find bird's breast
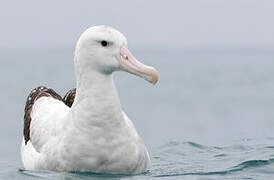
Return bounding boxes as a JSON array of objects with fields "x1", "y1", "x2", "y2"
[{"x1": 57, "y1": 119, "x2": 150, "y2": 174}]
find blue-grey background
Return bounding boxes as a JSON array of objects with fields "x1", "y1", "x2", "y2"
[{"x1": 0, "y1": 0, "x2": 274, "y2": 179}]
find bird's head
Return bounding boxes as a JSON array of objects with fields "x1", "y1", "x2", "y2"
[{"x1": 75, "y1": 25, "x2": 158, "y2": 85}]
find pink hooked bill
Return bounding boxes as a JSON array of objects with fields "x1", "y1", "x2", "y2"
[{"x1": 117, "y1": 45, "x2": 159, "y2": 85}]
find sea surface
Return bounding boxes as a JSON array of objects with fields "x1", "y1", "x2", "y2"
[
  {"x1": 2, "y1": 139, "x2": 274, "y2": 180},
  {"x1": 0, "y1": 46, "x2": 274, "y2": 179}
]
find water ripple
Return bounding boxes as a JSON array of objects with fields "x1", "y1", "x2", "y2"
[
  {"x1": 2, "y1": 139, "x2": 274, "y2": 179},
  {"x1": 151, "y1": 139, "x2": 274, "y2": 179}
]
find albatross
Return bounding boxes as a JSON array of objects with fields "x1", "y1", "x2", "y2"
[{"x1": 21, "y1": 25, "x2": 158, "y2": 174}]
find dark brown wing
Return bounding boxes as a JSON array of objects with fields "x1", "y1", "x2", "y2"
[
  {"x1": 23, "y1": 86, "x2": 63, "y2": 145},
  {"x1": 63, "y1": 88, "x2": 76, "y2": 108}
]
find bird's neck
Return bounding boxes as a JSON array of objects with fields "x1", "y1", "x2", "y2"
[{"x1": 71, "y1": 69, "x2": 124, "y2": 128}]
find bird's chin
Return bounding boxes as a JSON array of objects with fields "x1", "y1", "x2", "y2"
[{"x1": 117, "y1": 45, "x2": 158, "y2": 85}]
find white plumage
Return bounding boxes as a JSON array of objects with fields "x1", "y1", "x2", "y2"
[{"x1": 21, "y1": 25, "x2": 158, "y2": 174}]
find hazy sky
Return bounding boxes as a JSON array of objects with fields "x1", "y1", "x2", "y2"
[{"x1": 0, "y1": 0, "x2": 273, "y2": 49}]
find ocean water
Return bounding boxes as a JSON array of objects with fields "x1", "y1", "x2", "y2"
[
  {"x1": 2, "y1": 139, "x2": 274, "y2": 179},
  {"x1": 0, "y1": 46, "x2": 274, "y2": 179}
]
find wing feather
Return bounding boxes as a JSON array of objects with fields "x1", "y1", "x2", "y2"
[
  {"x1": 63, "y1": 88, "x2": 76, "y2": 107},
  {"x1": 30, "y1": 96, "x2": 70, "y2": 152},
  {"x1": 23, "y1": 86, "x2": 70, "y2": 152},
  {"x1": 22, "y1": 86, "x2": 75, "y2": 169}
]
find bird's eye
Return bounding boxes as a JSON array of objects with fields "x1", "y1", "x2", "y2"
[{"x1": 101, "y1": 41, "x2": 108, "y2": 47}]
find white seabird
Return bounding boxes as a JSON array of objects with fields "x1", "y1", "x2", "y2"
[{"x1": 21, "y1": 25, "x2": 159, "y2": 174}]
